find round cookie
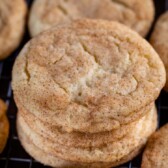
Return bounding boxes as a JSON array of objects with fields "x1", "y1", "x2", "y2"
[
  {"x1": 0, "y1": 99, "x2": 9, "y2": 153},
  {"x1": 19, "y1": 103, "x2": 155, "y2": 149},
  {"x1": 150, "y1": 12, "x2": 168, "y2": 91},
  {"x1": 141, "y1": 124, "x2": 168, "y2": 168},
  {"x1": 29, "y1": 0, "x2": 154, "y2": 37},
  {"x1": 12, "y1": 19, "x2": 166, "y2": 133},
  {"x1": 0, "y1": 0, "x2": 27, "y2": 60},
  {"x1": 17, "y1": 105, "x2": 157, "y2": 164}
]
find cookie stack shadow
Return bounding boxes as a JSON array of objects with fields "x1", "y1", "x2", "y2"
[{"x1": 12, "y1": 19, "x2": 166, "y2": 168}]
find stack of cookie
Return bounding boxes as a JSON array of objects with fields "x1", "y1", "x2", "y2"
[
  {"x1": 0, "y1": 99, "x2": 9, "y2": 153},
  {"x1": 12, "y1": 19, "x2": 166, "y2": 167}
]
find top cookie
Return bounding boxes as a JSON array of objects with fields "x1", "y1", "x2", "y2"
[
  {"x1": 150, "y1": 12, "x2": 168, "y2": 91},
  {"x1": 29, "y1": 0, "x2": 154, "y2": 37},
  {"x1": 141, "y1": 123, "x2": 168, "y2": 168},
  {"x1": 12, "y1": 19, "x2": 165, "y2": 133},
  {"x1": 0, "y1": 0, "x2": 27, "y2": 60}
]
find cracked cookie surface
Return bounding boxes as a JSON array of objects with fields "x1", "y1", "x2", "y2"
[
  {"x1": 12, "y1": 19, "x2": 165, "y2": 133},
  {"x1": 29, "y1": 0, "x2": 154, "y2": 37},
  {"x1": 150, "y1": 12, "x2": 168, "y2": 91},
  {"x1": 0, "y1": 0, "x2": 27, "y2": 60},
  {"x1": 141, "y1": 124, "x2": 168, "y2": 168}
]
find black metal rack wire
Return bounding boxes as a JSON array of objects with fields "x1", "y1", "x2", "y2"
[{"x1": 0, "y1": 0, "x2": 167, "y2": 168}]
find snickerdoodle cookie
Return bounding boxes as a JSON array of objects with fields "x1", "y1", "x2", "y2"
[
  {"x1": 141, "y1": 124, "x2": 168, "y2": 168},
  {"x1": 13, "y1": 19, "x2": 165, "y2": 167},
  {"x1": 29, "y1": 0, "x2": 154, "y2": 37},
  {"x1": 150, "y1": 12, "x2": 168, "y2": 91},
  {"x1": 0, "y1": 0, "x2": 27, "y2": 60},
  {"x1": 12, "y1": 19, "x2": 165, "y2": 133},
  {"x1": 0, "y1": 99, "x2": 9, "y2": 153}
]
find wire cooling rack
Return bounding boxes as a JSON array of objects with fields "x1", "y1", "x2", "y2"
[{"x1": 0, "y1": 0, "x2": 168, "y2": 168}]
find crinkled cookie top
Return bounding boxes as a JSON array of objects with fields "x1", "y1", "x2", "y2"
[{"x1": 12, "y1": 19, "x2": 165, "y2": 133}]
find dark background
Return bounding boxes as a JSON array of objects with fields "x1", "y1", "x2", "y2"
[{"x1": 0, "y1": 0, "x2": 167, "y2": 168}]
